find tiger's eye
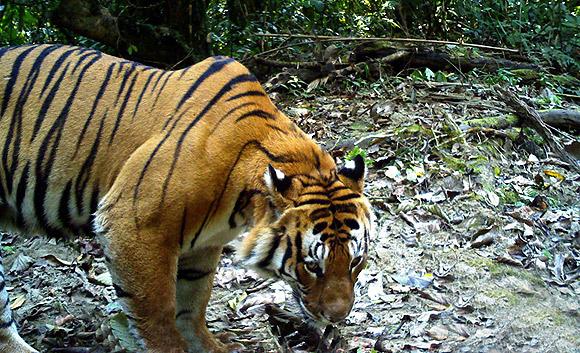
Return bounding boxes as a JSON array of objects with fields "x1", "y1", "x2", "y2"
[{"x1": 304, "y1": 261, "x2": 321, "y2": 274}]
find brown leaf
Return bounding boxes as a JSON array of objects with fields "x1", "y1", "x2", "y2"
[{"x1": 427, "y1": 325, "x2": 449, "y2": 340}]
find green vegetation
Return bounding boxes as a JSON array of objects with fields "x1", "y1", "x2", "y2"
[{"x1": 0, "y1": 1, "x2": 577, "y2": 74}]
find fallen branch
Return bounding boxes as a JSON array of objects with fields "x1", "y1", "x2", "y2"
[
  {"x1": 257, "y1": 33, "x2": 519, "y2": 53},
  {"x1": 332, "y1": 50, "x2": 409, "y2": 77},
  {"x1": 350, "y1": 44, "x2": 539, "y2": 72},
  {"x1": 465, "y1": 110, "x2": 580, "y2": 130},
  {"x1": 495, "y1": 87, "x2": 580, "y2": 172}
]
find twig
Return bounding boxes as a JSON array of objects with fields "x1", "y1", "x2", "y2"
[
  {"x1": 257, "y1": 33, "x2": 519, "y2": 53},
  {"x1": 332, "y1": 50, "x2": 409, "y2": 77},
  {"x1": 253, "y1": 40, "x2": 318, "y2": 58},
  {"x1": 254, "y1": 57, "x2": 326, "y2": 69},
  {"x1": 495, "y1": 87, "x2": 580, "y2": 172}
]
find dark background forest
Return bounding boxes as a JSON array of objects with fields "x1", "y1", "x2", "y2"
[{"x1": 0, "y1": 0, "x2": 578, "y2": 74}]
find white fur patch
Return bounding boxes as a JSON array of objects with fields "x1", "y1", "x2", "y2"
[
  {"x1": 344, "y1": 159, "x2": 356, "y2": 170},
  {"x1": 264, "y1": 166, "x2": 285, "y2": 191}
]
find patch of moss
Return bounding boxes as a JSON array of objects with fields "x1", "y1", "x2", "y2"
[
  {"x1": 498, "y1": 186, "x2": 521, "y2": 205},
  {"x1": 511, "y1": 69, "x2": 541, "y2": 81},
  {"x1": 466, "y1": 256, "x2": 545, "y2": 287},
  {"x1": 484, "y1": 288, "x2": 518, "y2": 306}
]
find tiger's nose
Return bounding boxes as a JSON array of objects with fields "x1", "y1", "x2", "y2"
[{"x1": 320, "y1": 296, "x2": 353, "y2": 323}]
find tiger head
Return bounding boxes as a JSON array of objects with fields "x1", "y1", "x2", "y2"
[{"x1": 240, "y1": 154, "x2": 374, "y2": 324}]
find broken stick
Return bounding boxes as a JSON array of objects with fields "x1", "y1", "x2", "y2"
[{"x1": 495, "y1": 87, "x2": 580, "y2": 172}]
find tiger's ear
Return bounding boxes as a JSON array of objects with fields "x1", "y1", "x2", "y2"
[
  {"x1": 264, "y1": 164, "x2": 291, "y2": 194},
  {"x1": 338, "y1": 154, "x2": 366, "y2": 193}
]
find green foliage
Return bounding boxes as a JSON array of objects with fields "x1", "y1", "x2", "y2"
[
  {"x1": 410, "y1": 68, "x2": 456, "y2": 82},
  {"x1": 346, "y1": 146, "x2": 374, "y2": 167},
  {"x1": 1, "y1": 245, "x2": 15, "y2": 254},
  {"x1": 0, "y1": 0, "x2": 577, "y2": 75},
  {"x1": 0, "y1": 1, "x2": 65, "y2": 46}
]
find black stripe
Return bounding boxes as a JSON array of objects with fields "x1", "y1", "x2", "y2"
[
  {"x1": 295, "y1": 231, "x2": 304, "y2": 263},
  {"x1": 328, "y1": 185, "x2": 349, "y2": 194},
  {"x1": 34, "y1": 54, "x2": 99, "y2": 234},
  {"x1": 279, "y1": 236, "x2": 293, "y2": 277},
  {"x1": 0, "y1": 46, "x2": 11, "y2": 60},
  {"x1": 226, "y1": 90, "x2": 266, "y2": 101},
  {"x1": 258, "y1": 233, "x2": 281, "y2": 268},
  {"x1": 332, "y1": 193, "x2": 359, "y2": 201},
  {"x1": 31, "y1": 61, "x2": 72, "y2": 140},
  {"x1": 151, "y1": 71, "x2": 176, "y2": 109},
  {"x1": 176, "y1": 268, "x2": 211, "y2": 281},
  {"x1": 174, "y1": 57, "x2": 235, "y2": 113},
  {"x1": 86, "y1": 186, "x2": 100, "y2": 233},
  {"x1": 74, "y1": 64, "x2": 115, "y2": 156},
  {"x1": 70, "y1": 50, "x2": 99, "y2": 75},
  {"x1": 228, "y1": 188, "x2": 261, "y2": 228},
  {"x1": 235, "y1": 109, "x2": 276, "y2": 123},
  {"x1": 309, "y1": 208, "x2": 331, "y2": 221},
  {"x1": 0, "y1": 45, "x2": 36, "y2": 118},
  {"x1": 58, "y1": 180, "x2": 73, "y2": 230},
  {"x1": 131, "y1": 70, "x2": 157, "y2": 121},
  {"x1": 75, "y1": 110, "x2": 106, "y2": 215},
  {"x1": 320, "y1": 232, "x2": 333, "y2": 242},
  {"x1": 265, "y1": 123, "x2": 288, "y2": 134},
  {"x1": 209, "y1": 102, "x2": 256, "y2": 135},
  {"x1": 329, "y1": 203, "x2": 358, "y2": 214},
  {"x1": 149, "y1": 70, "x2": 164, "y2": 93},
  {"x1": 39, "y1": 47, "x2": 79, "y2": 97},
  {"x1": 3, "y1": 46, "x2": 62, "y2": 195},
  {"x1": 109, "y1": 71, "x2": 139, "y2": 144},
  {"x1": 313, "y1": 222, "x2": 327, "y2": 234},
  {"x1": 206, "y1": 140, "x2": 294, "y2": 221},
  {"x1": 113, "y1": 62, "x2": 136, "y2": 105},
  {"x1": 0, "y1": 46, "x2": 37, "y2": 196},
  {"x1": 0, "y1": 279, "x2": 5, "y2": 292},
  {"x1": 331, "y1": 217, "x2": 343, "y2": 230},
  {"x1": 190, "y1": 199, "x2": 216, "y2": 249},
  {"x1": 297, "y1": 198, "x2": 331, "y2": 206},
  {"x1": 178, "y1": 66, "x2": 192, "y2": 79},
  {"x1": 313, "y1": 147, "x2": 321, "y2": 170},
  {"x1": 14, "y1": 162, "x2": 30, "y2": 226},
  {"x1": 344, "y1": 219, "x2": 360, "y2": 230},
  {"x1": 113, "y1": 283, "x2": 133, "y2": 298}
]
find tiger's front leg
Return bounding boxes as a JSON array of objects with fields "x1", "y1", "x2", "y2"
[
  {"x1": 176, "y1": 246, "x2": 241, "y2": 353},
  {"x1": 103, "y1": 225, "x2": 188, "y2": 353}
]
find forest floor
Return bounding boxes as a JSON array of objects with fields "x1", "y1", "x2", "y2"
[{"x1": 3, "y1": 74, "x2": 579, "y2": 353}]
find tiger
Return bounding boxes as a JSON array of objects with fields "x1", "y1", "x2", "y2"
[{"x1": 0, "y1": 44, "x2": 374, "y2": 353}]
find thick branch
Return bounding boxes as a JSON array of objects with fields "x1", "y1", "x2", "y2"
[
  {"x1": 257, "y1": 33, "x2": 519, "y2": 53},
  {"x1": 465, "y1": 110, "x2": 580, "y2": 130},
  {"x1": 52, "y1": 0, "x2": 202, "y2": 68},
  {"x1": 495, "y1": 87, "x2": 580, "y2": 172}
]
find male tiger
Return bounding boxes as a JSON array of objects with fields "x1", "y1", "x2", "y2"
[{"x1": 0, "y1": 44, "x2": 374, "y2": 353}]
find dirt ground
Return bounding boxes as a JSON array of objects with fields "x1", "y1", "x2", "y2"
[{"x1": 3, "y1": 78, "x2": 579, "y2": 353}]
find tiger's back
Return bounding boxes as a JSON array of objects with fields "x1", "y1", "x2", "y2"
[
  {"x1": 0, "y1": 45, "x2": 374, "y2": 353},
  {"x1": 0, "y1": 44, "x2": 223, "y2": 235}
]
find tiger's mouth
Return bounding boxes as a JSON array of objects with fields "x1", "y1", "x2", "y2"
[{"x1": 291, "y1": 288, "x2": 331, "y2": 327}]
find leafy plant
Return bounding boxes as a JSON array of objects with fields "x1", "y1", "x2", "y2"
[{"x1": 346, "y1": 146, "x2": 374, "y2": 167}]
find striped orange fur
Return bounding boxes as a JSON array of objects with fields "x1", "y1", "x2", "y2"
[{"x1": 0, "y1": 45, "x2": 374, "y2": 353}]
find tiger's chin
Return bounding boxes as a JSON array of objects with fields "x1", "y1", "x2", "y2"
[{"x1": 290, "y1": 288, "x2": 333, "y2": 328}]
